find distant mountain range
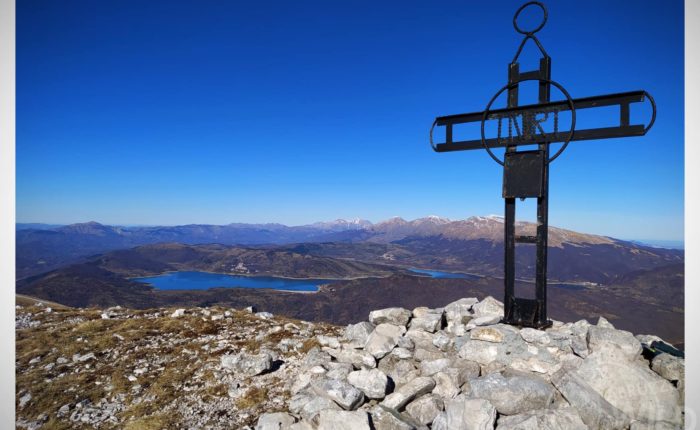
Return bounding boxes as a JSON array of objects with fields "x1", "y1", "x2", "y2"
[
  {"x1": 16, "y1": 216, "x2": 685, "y2": 344},
  {"x1": 17, "y1": 216, "x2": 683, "y2": 283}
]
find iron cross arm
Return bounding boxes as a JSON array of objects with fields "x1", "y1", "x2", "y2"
[{"x1": 431, "y1": 90, "x2": 656, "y2": 153}]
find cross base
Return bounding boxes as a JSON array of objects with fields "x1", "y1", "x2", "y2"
[{"x1": 502, "y1": 296, "x2": 552, "y2": 329}]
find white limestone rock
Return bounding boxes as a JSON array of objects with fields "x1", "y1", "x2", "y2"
[
  {"x1": 573, "y1": 346, "x2": 682, "y2": 426},
  {"x1": 466, "y1": 372, "x2": 556, "y2": 416},
  {"x1": 445, "y1": 396, "x2": 496, "y2": 430},
  {"x1": 255, "y1": 412, "x2": 296, "y2": 430},
  {"x1": 344, "y1": 322, "x2": 375, "y2": 347},
  {"x1": 347, "y1": 368, "x2": 389, "y2": 399},
  {"x1": 471, "y1": 296, "x2": 504, "y2": 318},
  {"x1": 311, "y1": 378, "x2": 365, "y2": 411},
  {"x1": 496, "y1": 407, "x2": 587, "y2": 430},
  {"x1": 381, "y1": 377, "x2": 436, "y2": 411},
  {"x1": 220, "y1": 351, "x2": 272, "y2": 376},
  {"x1": 405, "y1": 394, "x2": 443, "y2": 426},
  {"x1": 651, "y1": 352, "x2": 684, "y2": 382},
  {"x1": 551, "y1": 368, "x2": 631, "y2": 430},
  {"x1": 587, "y1": 325, "x2": 642, "y2": 359},
  {"x1": 364, "y1": 323, "x2": 406, "y2": 359},
  {"x1": 369, "y1": 308, "x2": 412, "y2": 327},
  {"x1": 317, "y1": 410, "x2": 370, "y2": 430}
]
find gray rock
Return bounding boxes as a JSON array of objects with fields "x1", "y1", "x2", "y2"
[
  {"x1": 587, "y1": 326, "x2": 642, "y2": 359},
  {"x1": 570, "y1": 335, "x2": 589, "y2": 358},
  {"x1": 636, "y1": 334, "x2": 665, "y2": 346},
  {"x1": 597, "y1": 316, "x2": 615, "y2": 329},
  {"x1": 220, "y1": 351, "x2": 272, "y2": 376},
  {"x1": 369, "y1": 308, "x2": 412, "y2": 327},
  {"x1": 257, "y1": 311, "x2": 274, "y2": 319},
  {"x1": 255, "y1": 412, "x2": 296, "y2": 430},
  {"x1": 468, "y1": 372, "x2": 556, "y2": 416},
  {"x1": 496, "y1": 408, "x2": 587, "y2": 430},
  {"x1": 300, "y1": 397, "x2": 342, "y2": 423},
  {"x1": 365, "y1": 324, "x2": 406, "y2": 359},
  {"x1": 419, "y1": 358, "x2": 452, "y2": 377},
  {"x1": 328, "y1": 347, "x2": 376, "y2": 369},
  {"x1": 312, "y1": 378, "x2": 365, "y2": 410},
  {"x1": 381, "y1": 377, "x2": 436, "y2": 410},
  {"x1": 57, "y1": 404, "x2": 70, "y2": 417},
  {"x1": 458, "y1": 340, "x2": 499, "y2": 365},
  {"x1": 326, "y1": 365, "x2": 353, "y2": 381},
  {"x1": 470, "y1": 326, "x2": 505, "y2": 343},
  {"x1": 629, "y1": 421, "x2": 682, "y2": 430},
  {"x1": 170, "y1": 308, "x2": 185, "y2": 318},
  {"x1": 347, "y1": 368, "x2": 389, "y2": 399},
  {"x1": 444, "y1": 298, "x2": 477, "y2": 325},
  {"x1": 448, "y1": 359, "x2": 481, "y2": 383},
  {"x1": 379, "y1": 356, "x2": 420, "y2": 387},
  {"x1": 471, "y1": 296, "x2": 503, "y2": 318},
  {"x1": 291, "y1": 369, "x2": 325, "y2": 394},
  {"x1": 551, "y1": 368, "x2": 631, "y2": 430},
  {"x1": 289, "y1": 423, "x2": 314, "y2": 430},
  {"x1": 405, "y1": 394, "x2": 443, "y2": 426},
  {"x1": 19, "y1": 393, "x2": 31, "y2": 409},
  {"x1": 344, "y1": 322, "x2": 375, "y2": 346},
  {"x1": 431, "y1": 412, "x2": 447, "y2": 430},
  {"x1": 317, "y1": 410, "x2": 370, "y2": 430},
  {"x1": 409, "y1": 312, "x2": 444, "y2": 333},
  {"x1": 72, "y1": 353, "x2": 96, "y2": 363},
  {"x1": 370, "y1": 405, "x2": 417, "y2": 430},
  {"x1": 432, "y1": 331, "x2": 453, "y2": 351},
  {"x1": 413, "y1": 348, "x2": 444, "y2": 362},
  {"x1": 651, "y1": 353, "x2": 684, "y2": 382},
  {"x1": 397, "y1": 335, "x2": 415, "y2": 350},
  {"x1": 574, "y1": 346, "x2": 682, "y2": 425},
  {"x1": 391, "y1": 348, "x2": 414, "y2": 359},
  {"x1": 303, "y1": 348, "x2": 332, "y2": 368},
  {"x1": 466, "y1": 315, "x2": 501, "y2": 329},
  {"x1": 289, "y1": 392, "x2": 315, "y2": 414},
  {"x1": 445, "y1": 396, "x2": 496, "y2": 430},
  {"x1": 520, "y1": 328, "x2": 551, "y2": 345},
  {"x1": 571, "y1": 319, "x2": 592, "y2": 336},
  {"x1": 459, "y1": 327, "x2": 560, "y2": 376},
  {"x1": 432, "y1": 371, "x2": 460, "y2": 400},
  {"x1": 317, "y1": 335, "x2": 341, "y2": 349},
  {"x1": 405, "y1": 329, "x2": 436, "y2": 350}
]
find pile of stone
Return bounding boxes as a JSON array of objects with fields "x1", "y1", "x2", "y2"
[{"x1": 255, "y1": 296, "x2": 685, "y2": 430}]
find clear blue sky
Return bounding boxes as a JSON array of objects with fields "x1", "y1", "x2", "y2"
[{"x1": 16, "y1": 0, "x2": 683, "y2": 241}]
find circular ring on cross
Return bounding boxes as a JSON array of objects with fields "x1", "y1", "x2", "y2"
[
  {"x1": 429, "y1": 118, "x2": 438, "y2": 151},
  {"x1": 513, "y1": 1, "x2": 548, "y2": 35},
  {"x1": 479, "y1": 77, "x2": 577, "y2": 166},
  {"x1": 642, "y1": 90, "x2": 657, "y2": 134}
]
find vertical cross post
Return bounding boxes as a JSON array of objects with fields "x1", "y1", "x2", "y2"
[
  {"x1": 503, "y1": 56, "x2": 552, "y2": 329},
  {"x1": 429, "y1": 1, "x2": 656, "y2": 329}
]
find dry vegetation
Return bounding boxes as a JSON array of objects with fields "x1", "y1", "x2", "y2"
[{"x1": 16, "y1": 298, "x2": 342, "y2": 429}]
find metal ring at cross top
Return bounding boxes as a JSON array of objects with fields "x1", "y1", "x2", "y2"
[
  {"x1": 642, "y1": 90, "x2": 657, "y2": 134},
  {"x1": 513, "y1": 1, "x2": 548, "y2": 35},
  {"x1": 479, "y1": 77, "x2": 577, "y2": 166}
]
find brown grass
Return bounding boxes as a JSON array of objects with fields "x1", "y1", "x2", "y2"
[
  {"x1": 299, "y1": 338, "x2": 320, "y2": 354},
  {"x1": 235, "y1": 386, "x2": 269, "y2": 410}
]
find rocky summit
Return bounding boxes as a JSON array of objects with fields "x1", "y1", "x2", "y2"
[{"x1": 16, "y1": 296, "x2": 684, "y2": 429}]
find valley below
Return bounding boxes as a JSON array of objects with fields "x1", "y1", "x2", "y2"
[{"x1": 16, "y1": 216, "x2": 685, "y2": 346}]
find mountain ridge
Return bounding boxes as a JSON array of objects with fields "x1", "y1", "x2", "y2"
[{"x1": 16, "y1": 216, "x2": 681, "y2": 280}]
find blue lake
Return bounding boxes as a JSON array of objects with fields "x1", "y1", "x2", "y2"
[
  {"x1": 133, "y1": 271, "x2": 329, "y2": 292},
  {"x1": 549, "y1": 282, "x2": 586, "y2": 291},
  {"x1": 409, "y1": 268, "x2": 482, "y2": 280},
  {"x1": 409, "y1": 268, "x2": 586, "y2": 290}
]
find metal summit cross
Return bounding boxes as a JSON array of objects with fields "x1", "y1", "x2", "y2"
[{"x1": 429, "y1": 2, "x2": 656, "y2": 329}]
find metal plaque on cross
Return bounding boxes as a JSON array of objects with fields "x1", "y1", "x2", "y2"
[{"x1": 429, "y1": 1, "x2": 656, "y2": 329}]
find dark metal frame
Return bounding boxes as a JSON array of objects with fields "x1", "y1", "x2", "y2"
[{"x1": 429, "y1": 1, "x2": 656, "y2": 328}]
